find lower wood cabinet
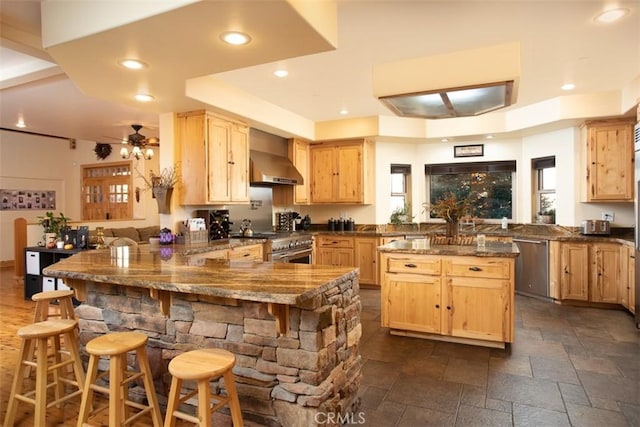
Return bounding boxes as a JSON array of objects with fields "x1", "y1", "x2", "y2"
[
  {"x1": 354, "y1": 237, "x2": 379, "y2": 286},
  {"x1": 316, "y1": 236, "x2": 354, "y2": 267},
  {"x1": 558, "y1": 242, "x2": 589, "y2": 301},
  {"x1": 620, "y1": 245, "x2": 636, "y2": 313},
  {"x1": 381, "y1": 253, "x2": 514, "y2": 347},
  {"x1": 590, "y1": 243, "x2": 620, "y2": 303},
  {"x1": 316, "y1": 235, "x2": 381, "y2": 286},
  {"x1": 189, "y1": 243, "x2": 264, "y2": 263}
]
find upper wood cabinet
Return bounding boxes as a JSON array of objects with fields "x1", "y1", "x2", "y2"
[
  {"x1": 309, "y1": 139, "x2": 375, "y2": 204},
  {"x1": 272, "y1": 138, "x2": 311, "y2": 206},
  {"x1": 583, "y1": 119, "x2": 634, "y2": 202},
  {"x1": 178, "y1": 111, "x2": 250, "y2": 205}
]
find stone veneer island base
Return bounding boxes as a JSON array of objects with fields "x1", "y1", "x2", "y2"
[{"x1": 43, "y1": 245, "x2": 362, "y2": 427}]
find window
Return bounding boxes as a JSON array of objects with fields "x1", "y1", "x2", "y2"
[
  {"x1": 425, "y1": 161, "x2": 515, "y2": 219},
  {"x1": 532, "y1": 156, "x2": 556, "y2": 217},
  {"x1": 390, "y1": 164, "x2": 411, "y2": 213},
  {"x1": 82, "y1": 162, "x2": 133, "y2": 220}
]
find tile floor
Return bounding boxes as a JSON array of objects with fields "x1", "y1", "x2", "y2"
[{"x1": 356, "y1": 288, "x2": 639, "y2": 426}]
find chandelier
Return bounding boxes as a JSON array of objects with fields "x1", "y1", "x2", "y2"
[{"x1": 119, "y1": 124, "x2": 156, "y2": 160}]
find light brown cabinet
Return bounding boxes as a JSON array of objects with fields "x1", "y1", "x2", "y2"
[
  {"x1": 590, "y1": 243, "x2": 620, "y2": 303},
  {"x1": 272, "y1": 138, "x2": 311, "y2": 206},
  {"x1": 354, "y1": 237, "x2": 379, "y2": 286},
  {"x1": 619, "y1": 244, "x2": 635, "y2": 313},
  {"x1": 381, "y1": 253, "x2": 514, "y2": 347},
  {"x1": 309, "y1": 139, "x2": 374, "y2": 204},
  {"x1": 584, "y1": 119, "x2": 634, "y2": 202},
  {"x1": 558, "y1": 242, "x2": 590, "y2": 301},
  {"x1": 178, "y1": 110, "x2": 250, "y2": 205},
  {"x1": 315, "y1": 235, "x2": 354, "y2": 268},
  {"x1": 188, "y1": 243, "x2": 264, "y2": 263}
]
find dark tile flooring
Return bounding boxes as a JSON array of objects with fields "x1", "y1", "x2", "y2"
[{"x1": 355, "y1": 289, "x2": 640, "y2": 427}]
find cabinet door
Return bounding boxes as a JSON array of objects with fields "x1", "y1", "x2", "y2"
[
  {"x1": 310, "y1": 145, "x2": 335, "y2": 203},
  {"x1": 444, "y1": 277, "x2": 511, "y2": 342},
  {"x1": 590, "y1": 243, "x2": 620, "y2": 303},
  {"x1": 559, "y1": 243, "x2": 589, "y2": 300},
  {"x1": 336, "y1": 144, "x2": 362, "y2": 203},
  {"x1": 292, "y1": 139, "x2": 310, "y2": 204},
  {"x1": 179, "y1": 113, "x2": 207, "y2": 205},
  {"x1": 586, "y1": 121, "x2": 634, "y2": 201},
  {"x1": 386, "y1": 273, "x2": 441, "y2": 334},
  {"x1": 354, "y1": 237, "x2": 378, "y2": 285},
  {"x1": 229, "y1": 123, "x2": 250, "y2": 202},
  {"x1": 620, "y1": 245, "x2": 630, "y2": 309},
  {"x1": 629, "y1": 247, "x2": 636, "y2": 314},
  {"x1": 208, "y1": 116, "x2": 232, "y2": 202}
]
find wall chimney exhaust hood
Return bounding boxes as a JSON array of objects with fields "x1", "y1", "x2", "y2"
[{"x1": 250, "y1": 150, "x2": 303, "y2": 185}]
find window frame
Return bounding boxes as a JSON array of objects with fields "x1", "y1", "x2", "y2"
[
  {"x1": 390, "y1": 164, "x2": 412, "y2": 214},
  {"x1": 532, "y1": 156, "x2": 556, "y2": 217}
]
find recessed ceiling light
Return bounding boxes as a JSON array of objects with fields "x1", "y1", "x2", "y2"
[
  {"x1": 134, "y1": 93, "x2": 154, "y2": 102},
  {"x1": 16, "y1": 120, "x2": 26, "y2": 128},
  {"x1": 119, "y1": 59, "x2": 147, "y2": 70},
  {"x1": 594, "y1": 8, "x2": 629, "y2": 23},
  {"x1": 220, "y1": 31, "x2": 252, "y2": 46},
  {"x1": 561, "y1": 83, "x2": 575, "y2": 91},
  {"x1": 485, "y1": 135, "x2": 495, "y2": 139},
  {"x1": 442, "y1": 138, "x2": 449, "y2": 142},
  {"x1": 274, "y1": 69, "x2": 288, "y2": 78},
  {"x1": 340, "y1": 109, "x2": 349, "y2": 115}
]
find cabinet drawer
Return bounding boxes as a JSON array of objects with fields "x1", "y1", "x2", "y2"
[
  {"x1": 444, "y1": 258, "x2": 510, "y2": 279},
  {"x1": 317, "y1": 236, "x2": 353, "y2": 248},
  {"x1": 228, "y1": 244, "x2": 263, "y2": 260},
  {"x1": 386, "y1": 256, "x2": 441, "y2": 275}
]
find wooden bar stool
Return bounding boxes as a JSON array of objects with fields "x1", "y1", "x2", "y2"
[
  {"x1": 3, "y1": 319, "x2": 85, "y2": 427},
  {"x1": 24, "y1": 289, "x2": 77, "y2": 378},
  {"x1": 164, "y1": 348, "x2": 243, "y2": 427},
  {"x1": 77, "y1": 331, "x2": 163, "y2": 427}
]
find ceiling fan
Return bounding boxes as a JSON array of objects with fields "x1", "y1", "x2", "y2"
[{"x1": 102, "y1": 124, "x2": 159, "y2": 160}]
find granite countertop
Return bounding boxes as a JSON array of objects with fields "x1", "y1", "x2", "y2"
[
  {"x1": 378, "y1": 238, "x2": 520, "y2": 258},
  {"x1": 43, "y1": 244, "x2": 357, "y2": 305}
]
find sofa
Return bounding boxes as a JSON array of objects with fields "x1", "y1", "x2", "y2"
[{"x1": 88, "y1": 226, "x2": 160, "y2": 245}]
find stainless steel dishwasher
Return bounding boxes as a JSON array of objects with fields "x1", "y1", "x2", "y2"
[{"x1": 513, "y1": 238, "x2": 550, "y2": 300}]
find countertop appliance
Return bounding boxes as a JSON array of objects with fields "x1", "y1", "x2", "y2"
[
  {"x1": 514, "y1": 238, "x2": 550, "y2": 300},
  {"x1": 580, "y1": 219, "x2": 611, "y2": 235},
  {"x1": 634, "y1": 121, "x2": 640, "y2": 328}
]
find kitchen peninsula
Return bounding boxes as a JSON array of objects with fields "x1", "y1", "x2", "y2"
[
  {"x1": 43, "y1": 244, "x2": 362, "y2": 426},
  {"x1": 379, "y1": 239, "x2": 519, "y2": 349}
]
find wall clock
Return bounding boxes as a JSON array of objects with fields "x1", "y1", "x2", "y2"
[{"x1": 94, "y1": 143, "x2": 112, "y2": 160}]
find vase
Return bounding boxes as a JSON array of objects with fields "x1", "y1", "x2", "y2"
[
  {"x1": 445, "y1": 220, "x2": 459, "y2": 243},
  {"x1": 153, "y1": 187, "x2": 173, "y2": 214}
]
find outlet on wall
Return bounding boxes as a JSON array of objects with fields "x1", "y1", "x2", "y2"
[{"x1": 601, "y1": 211, "x2": 615, "y2": 222}]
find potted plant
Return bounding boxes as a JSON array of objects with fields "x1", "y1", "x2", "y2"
[
  {"x1": 537, "y1": 209, "x2": 555, "y2": 224},
  {"x1": 38, "y1": 211, "x2": 70, "y2": 247},
  {"x1": 423, "y1": 193, "x2": 472, "y2": 240},
  {"x1": 139, "y1": 164, "x2": 180, "y2": 214},
  {"x1": 389, "y1": 203, "x2": 414, "y2": 225}
]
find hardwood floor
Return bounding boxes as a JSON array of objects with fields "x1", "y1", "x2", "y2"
[{"x1": 0, "y1": 269, "x2": 214, "y2": 427}]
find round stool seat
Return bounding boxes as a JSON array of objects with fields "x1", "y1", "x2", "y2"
[
  {"x1": 169, "y1": 348, "x2": 236, "y2": 381},
  {"x1": 31, "y1": 289, "x2": 74, "y2": 303},
  {"x1": 18, "y1": 319, "x2": 78, "y2": 339},
  {"x1": 86, "y1": 331, "x2": 148, "y2": 356}
]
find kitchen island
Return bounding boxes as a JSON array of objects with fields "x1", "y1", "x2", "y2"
[
  {"x1": 379, "y1": 239, "x2": 519, "y2": 349},
  {"x1": 43, "y1": 244, "x2": 362, "y2": 426}
]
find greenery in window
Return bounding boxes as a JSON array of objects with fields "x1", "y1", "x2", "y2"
[{"x1": 427, "y1": 161, "x2": 514, "y2": 219}]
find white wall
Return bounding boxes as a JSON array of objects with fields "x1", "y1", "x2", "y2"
[{"x1": 0, "y1": 130, "x2": 161, "y2": 262}]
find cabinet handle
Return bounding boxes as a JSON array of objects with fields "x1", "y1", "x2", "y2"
[
  {"x1": 564, "y1": 266, "x2": 569, "y2": 274},
  {"x1": 446, "y1": 306, "x2": 451, "y2": 310},
  {"x1": 404, "y1": 263, "x2": 417, "y2": 268},
  {"x1": 243, "y1": 253, "x2": 250, "y2": 257},
  {"x1": 435, "y1": 304, "x2": 440, "y2": 309},
  {"x1": 228, "y1": 161, "x2": 235, "y2": 165},
  {"x1": 469, "y1": 266, "x2": 482, "y2": 271}
]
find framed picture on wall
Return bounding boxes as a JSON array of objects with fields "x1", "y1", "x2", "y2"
[{"x1": 454, "y1": 144, "x2": 484, "y2": 158}]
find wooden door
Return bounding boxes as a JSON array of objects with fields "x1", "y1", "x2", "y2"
[
  {"x1": 207, "y1": 116, "x2": 231, "y2": 202},
  {"x1": 387, "y1": 274, "x2": 441, "y2": 333},
  {"x1": 310, "y1": 145, "x2": 336, "y2": 203},
  {"x1": 559, "y1": 243, "x2": 589, "y2": 300},
  {"x1": 355, "y1": 237, "x2": 378, "y2": 285},
  {"x1": 590, "y1": 243, "x2": 620, "y2": 303},
  {"x1": 179, "y1": 112, "x2": 207, "y2": 205},
  {"x1": 587, "y1": 121, "x2": 633, "y2": 201},
  {"x1": 444, "y1": 277, "x2": 510, "y2": 342},
  {"x1": 336, "y1": 144, "x2": 362, "y2": 203},
  {"x1": 228, "y1": 123, "x2": 250, "y2": 202},
  {"x1": 292, "y1": 139, "x2": 310, "y2": 204}
]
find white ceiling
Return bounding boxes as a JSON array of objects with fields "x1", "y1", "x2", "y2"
[{"x1": 0, "y1": 0, "x2": 638, "y2": 145}]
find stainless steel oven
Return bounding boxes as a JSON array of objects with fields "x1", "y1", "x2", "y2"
[{"x1": 266, "y1": 233, "x2": 314, "y2": 264}]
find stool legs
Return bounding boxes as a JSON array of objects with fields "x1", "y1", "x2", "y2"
[{"x1": 223, "y1": 370, "x2": 243, "y2": 426}]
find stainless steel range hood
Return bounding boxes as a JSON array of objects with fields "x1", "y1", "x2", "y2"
[{"x1": 249, "y1": 150, "x2": 303, "y2": 185}]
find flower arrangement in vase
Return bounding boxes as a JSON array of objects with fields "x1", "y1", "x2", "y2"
[
  {"x1": 138, "y1": 164, "x2": 180, "y2": 214},
  {"x1": 423, "y1": 193, "x2": 472, "y2": 240}
]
